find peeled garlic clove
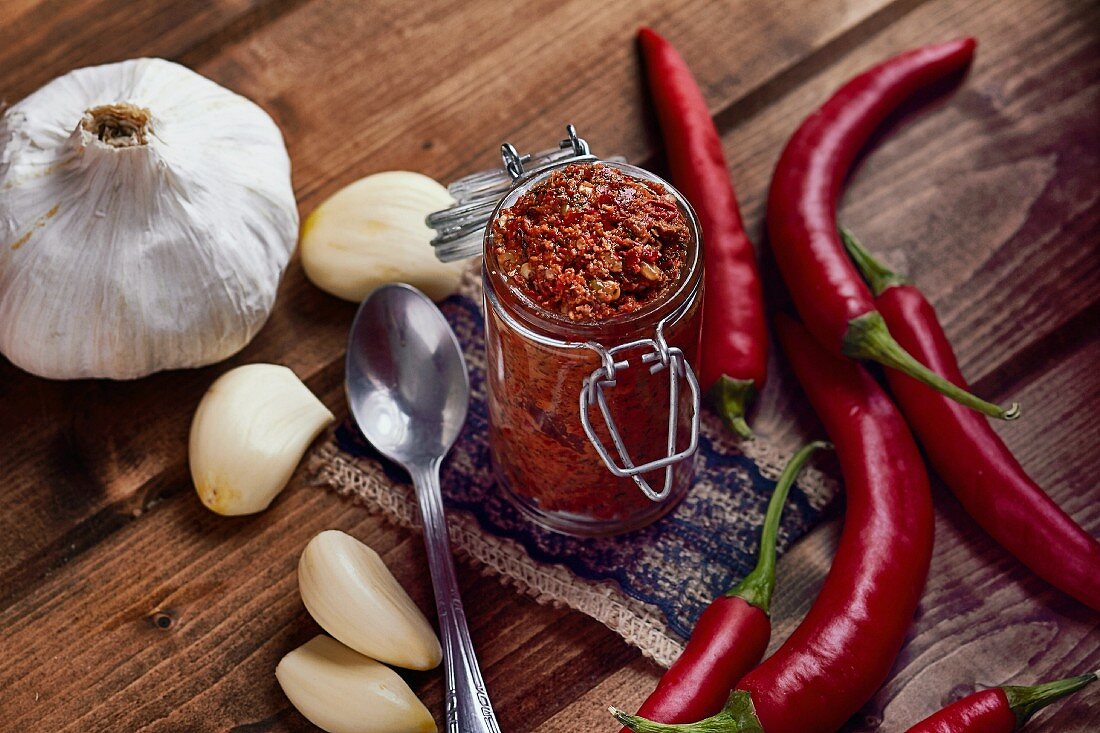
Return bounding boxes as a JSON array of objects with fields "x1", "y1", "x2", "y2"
[
  {"x1": 300, "y1": 171, "x2": 466, "y2": 302},
  {"x1": 299, "y1": 530, "x2": 442, "y2": 670},
  {"x1": 189, "y1": 364, "x2": 333, "y2": 516},
  {"x1": 276, "y1": 635, "x2": 436, "y2": 733}
]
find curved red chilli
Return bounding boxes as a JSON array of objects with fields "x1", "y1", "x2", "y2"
[
  {"x1": 738, "y1": 315, "x2": 933, "y2": 733},
  {"x1": 621, "y1": 598, "x2": 770, "y2": 729},
  {"x1": 876, "y1": 286, "x2": 1100, "y2": 610},
  {"x1": 902, "y1": 673, "x2": 1097, "y2": 733},
  {"x1": 638, "y1": 27, "x2": 767, "y2": 433},
  {"x1": 903, "y1": 689, "x2": 1015, "y2": 733},
  {"x1": 767, "y1": 38, "x2": 975, "y2": 349}
]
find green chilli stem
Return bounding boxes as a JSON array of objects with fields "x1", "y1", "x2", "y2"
[
  {"x1": 709, "y1": 376, "x2": 757, "y2": 439},
  {"x1": 610, "y1": 691, "x2": 763, "y2": 733},
  {"x1": 838, "y1": 227, "x2": 1019, "y2": 421},
  {"x1": 842, "y1": 311, "x2": 1020, "y2": 421},
  {"x1": 726, "y1": 441, "x2": 831, "y2": 613},
  {"x1": 839, "y1": 227, "x2": 908, "y2": 296},
  {"x1": 1004, "y1": 671, "x2": 1097, "y2": 728}
]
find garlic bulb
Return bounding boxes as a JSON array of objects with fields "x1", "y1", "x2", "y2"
[
  {"x1": 190, "y1": 364, "x2": 333, "y2": 516},
  {"x1": 299, "y1": 530, "x2": 442, "y2": 670},
  {"x1": 0, "y1": 58, "x2": 298, "y2": 379},
  {"x1": 276, "y1": 635, "x2": 437, "y2": 733},
  {"x1": 300, "y1": 171, "x2": 465, "y2": 302}
]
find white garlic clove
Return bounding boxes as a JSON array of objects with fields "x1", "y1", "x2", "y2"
[
  {"x1": 276, "y1": 635, "x2": 436, "y2": 733},
  {"x1": 300, "y1": 171, "x2": 466, "y2": 303},
  {"x1": 189, "y1": 364, "x2": 333, "y2": 516},
  {"x1": 298, "y1": 530, "x2": 442, "y2": 671}
]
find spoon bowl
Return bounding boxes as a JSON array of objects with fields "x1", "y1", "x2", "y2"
[{"x1": 346, "y1": 283, "x2": 469, "y2": 464}]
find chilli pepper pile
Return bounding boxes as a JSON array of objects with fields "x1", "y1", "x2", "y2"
[{"x1": 608, "y1": 29, "x2": 1098, "y2": 733}]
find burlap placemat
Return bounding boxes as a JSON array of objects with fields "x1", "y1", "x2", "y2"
[{"x1": 311, "y1": 268, "x2": 836, "y2": 667}]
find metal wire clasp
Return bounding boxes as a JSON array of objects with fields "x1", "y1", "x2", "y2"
[
  {"x1": 501, "y1": 124, "x2": 590, "y2": 179},
  {"x1": 579, "y1": 321, "x2": 701, "y2": 502}
]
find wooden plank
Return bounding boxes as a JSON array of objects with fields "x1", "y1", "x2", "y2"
[
  {"x1": 0, "y1": 0, "x2": 900, "y2": 607},
  {"x1": 0, "y1": 0, "x2": 306, "y2": 103},
  {"x1": 194, "y1": 0, "x2": 909, "y2": 209},
  {"x1": 0, "y1": 442, "x2": 637, "y2": 730}
]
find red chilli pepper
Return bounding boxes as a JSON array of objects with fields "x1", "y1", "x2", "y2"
[
  {"x1": 617, "y1": 441, "x2": 829, "y2": 731},
  {"x1": 903, "y1": 671, "x2": 1097, "y2": 733},
  {"x1": 843, "y1": 230, "x2": 1100, "y2": 611},
  {"x1": 613, "y1": 315, "x2": 934, "y2": 733},
  {"x1": 639, "y1": 27, "x2": 768, "y2": 438},
  {"x1": 767, "y1": 38, "x2": 1019, "y2": 421}
]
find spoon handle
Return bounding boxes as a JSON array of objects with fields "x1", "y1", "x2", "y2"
[{"x1": 410, "y1": 461, "x2": 500, "y2": 733}]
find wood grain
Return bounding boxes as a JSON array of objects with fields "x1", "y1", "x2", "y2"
[
  {"x1": 0, "y1": 0, "x2": 1097, "y2": 730},
  {"x1": 0, "y1": 0, "x2": 306, "y2": 103}
]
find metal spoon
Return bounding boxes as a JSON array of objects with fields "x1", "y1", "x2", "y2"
[{"x1": 345, "y1": 283, "x2": 499, "y2": 733}]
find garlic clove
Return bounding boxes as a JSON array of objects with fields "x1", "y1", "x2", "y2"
[
  {"x1": 300, "y1": 171, "x2": 466, "y2": 303},
  {"x1": 298, "y1": 530, "x2": 442, "y2": 670},
  {"x1": 276, "y1": 635, "x2": 436, "y2": 733},
  {"x1": 190, "y1": 364, "x2": 333, "y2": 516}
]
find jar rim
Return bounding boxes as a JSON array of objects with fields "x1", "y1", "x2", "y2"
[{"x1": 483, "y1": 160, "x2": 702, "y2": 343}]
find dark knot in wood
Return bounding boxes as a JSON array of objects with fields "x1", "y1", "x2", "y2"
[{"x1": 150, "y1": 610, "x2": 175, "y2": 630}]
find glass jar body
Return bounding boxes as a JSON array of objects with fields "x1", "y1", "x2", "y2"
[{"x1": 483, "y1": 279, "x2": 702, "y2": 535}]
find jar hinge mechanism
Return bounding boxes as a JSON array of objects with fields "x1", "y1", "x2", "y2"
[{"x1": 579, "y1": 321, "x2": 701, "y2": 502}]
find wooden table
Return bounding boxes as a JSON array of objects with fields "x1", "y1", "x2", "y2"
[{"x1": 2, "y1": 0, "x2": 1097, "y2": 730}]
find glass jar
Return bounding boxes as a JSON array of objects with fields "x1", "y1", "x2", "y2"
[{"x1": 429, "y1": 129, "x2": 704, "y2": 536}]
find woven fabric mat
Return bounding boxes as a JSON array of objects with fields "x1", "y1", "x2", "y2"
[{"x1": 311, "y1": 267, "x2": 836, "y2": 667}]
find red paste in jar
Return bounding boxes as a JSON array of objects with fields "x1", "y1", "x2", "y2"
[
  {"x1": 491, "y1": 163, "x2": 690, "y2": 322},
  {"x1": 485, "y1": 162, "x2": 701, "y2": 532}
]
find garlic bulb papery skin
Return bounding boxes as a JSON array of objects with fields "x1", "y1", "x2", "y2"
[
  {"x1": 276, "y1": 635, "x2": 437, "y2": 733},
  {"x1": 300, "y1": 171, "x2": 465, "y2": 303},
  {"x1": 299, "y1": 530, "x2": 442, "y2": 671},
  {"x1": 0, "y1": 58, "x2": 298, "y2": 379},
  {"x1": 190, "y1": 364, "x2": 333, "y2": 516}
]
